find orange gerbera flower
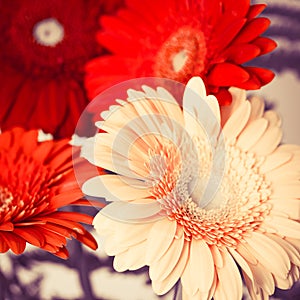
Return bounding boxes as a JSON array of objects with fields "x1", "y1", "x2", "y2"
[
  {"x1": 85, "y1": 0, "x2": 277, "y2": 105},
  {"x1": 0, "y1": 128, "x2": 99, "y2": 259},
  {"x1": 82, "y1": 77, "x2": 300, "y2": 299}
]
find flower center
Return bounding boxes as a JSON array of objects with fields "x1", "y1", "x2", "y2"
[
  {"x1": 172, "y1": 50, "x2": 188, "y2": 72},
  {"x1": 33, "y1": 18, "x2": 64, "y2": 47},
  {"x1": 0, "y1": 152, "x2": 55, "y2": 222},
  {"x1": 0, "y1": 187, "x2": 13, "y2": 213},
  {"x1": 147, "y1": 140, "x2": 272, "y2": 247},
  {"x1": 154, "y1": 27, "x2": 207, "y2": 83}
]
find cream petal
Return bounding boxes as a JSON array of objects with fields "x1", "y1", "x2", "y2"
[
  {"x1": 104, "y1": 235, "x2": 130, "y2": 256},
  {"x1": 244, "y1": 272, "x2": 270, "y2": 300},
  {"x1": 235, "y1": 240, "x2": 258, "y2": 265},
  {"x1": 235, "y1": 118, "x2": 268, "y2": 151},
  {"x1": 146, "y1": 218, "x2": 177, "y2": 264},
  {"x1": 183, "y1": 77, "x2": 221, "y2": 139},
  {"x1": 83, "y1": 138, "x2": 146, "y2": 179},
  {"x1": 149, "y1": 229, "x2": 184, "y2": 281},
  {"x1": 278, "y1": 144, "x2": 300, "y2": 153},
  {"x1": 210, "y1": 245, "x2": 223, "y2": 268},
  {"x1": 267, "y1": 234, "x2": 300, "y2": 266},
  {"x1": 93, "y1": 212, "x2": 115, "y2": 235},
  {"x1": 82, "y1": 175, "x2": 150, "y2": 201},
  {"x1": 104, "y1": 222, "x2": 151, "y2": 255},
  {"x1": 250, "y1": 263, "x2": 275, "y2": 295},
  {"x1": 269, "y1": 198, "x2": 300, "y2": 220},
  {"x1": 113, "y1": 240, "x2": 147, "y2": 272},
  {"x1": 249, "y1": 126, "x2": 283, "y2": 156},
  {"x1": 271, "y1": 184, "x2": 300, "y2": 198},
  {"x1": 248, "y1": 96, "x2": 265, "y2": 122},
  {"x1": 263, "y1": 216, "x2": 300, "y2": 239},
  {"x1": 182, "y1": 288, "x2": 210, "y2": 300},
  {"x1": 213, "y1": 250, "x2": 243, "y2": 300},
  {"x1": 156, "y1": 87, "x2": 184, "y2": 124},
  {"x1": 181, "y1": 239, "x2": 214, "y2": 296},
  {"x1": 127, "y1": 89, "x2": 147, "y2": 102},
  {"x1": 141, "y1": 85, "x2": 158, "y2": 98},
  {"x1": 244, "y1": 232, "x2": 290, "y2": 277},
  {"x1": 185, "y1": 76, "x2": 207, "y2": 99},
  {"x1": 100, "y1": 201, "x2": 162, "y2": 222},
  {"x1": 263, "y1": 110, "x2": 281, "y2": 127},
  {"x1": 222, "y1": 101, "x2": 251, "y2": 142},
  {"x1": 274, "y1": 274, "x2": 293, "y2": 290},
  {"x1": 229, "y1": 248, "x2": 254, "y2": 282},
  {"x1": 259, "y1": 151, "x2": 292, "y2": 173},
  {"x1": 152, "y1": 241, "x2": 189, "y2": 296}
]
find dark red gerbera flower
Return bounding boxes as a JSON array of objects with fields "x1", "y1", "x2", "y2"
[
  {"x1": 0, "y1": 127, "x2": 102, "y2": 259},
  {"x1": 0, "y1": 0, "x2": 122, "y2": 139},
  {"x1": 85, "y1": 0, "x2": 277, "y2": 105}
]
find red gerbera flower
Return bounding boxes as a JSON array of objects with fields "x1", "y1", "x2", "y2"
[
  {"x1": 0, "y1": 127, "x2": 101, "y2": 259},
  {"x1": 0, "y1": 0, "x2": 122, "y2": 139},
  {"x1": 85, "y1": 0, "x2": 277, "y2": 105}
]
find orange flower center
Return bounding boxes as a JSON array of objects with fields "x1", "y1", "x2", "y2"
[
  {"x1": 146, "y1": 138, "x2": 272, "y2": 248},
  {"x1": 0, "y1": 187, "x2": 13, "y2": 213},
  {"x1": 154, "y1": 27, "x2": 207, "y2": 83}
]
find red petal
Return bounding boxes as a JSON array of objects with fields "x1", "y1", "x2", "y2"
[
  {"x1": 54, "y1": 246, "x2": 69, "y2": 259},
  {"x1": 76, "y1": 231, "x2": 98, "y2": 250},
  {"x1": 247, "y1": 4, "x2": 266, "y2": 20},
  {"x1": 222, "y1": 0, "x2": 250, "y2": 18},
  {"x1": 223, "y1": 44, "x2": 261, "y2": 64},
  {"x1": 213, "y1": 88, "x2": 233, "y2": 106},
  {"x1": 50, "y1": 190, "x2": 83, "y2": 209},
  {"x1": 21, "y1": 130, "x2": 38, "y2": 155},
  {"x1": 47, "y1": 211, "x2": 94, "y2": 225},
  {"x1": 232, "y1": 18, "x2": 271, "y2": 44},
  {"x1": 71, "y1": 199, "x2": 106, "y2": 208},
  {"x1": 207, "y1": 63, "x2": 250, "y2": 86},
  {"x1": 40, "y1": 217, "x2": 86, "y2": 235},
  {"x1": 0, "y1": 236, "x2": 9, "y2": 253},
  {"x1": 0, "y1": 232, "x2": 26, "y2": 254},
  {"x1": 213, "y1": 18, "x2": 247, "y2": 51},
  {"x1": 37, "y1": 227, "x2": 68, "y2": 247},
  {"x1": 0, "y1": 222, "x2": 14, "y2": 231},
  {"x1": 14, "y1": 227, "x2": 46, "y2": 247},
  {"x1": 41, "y1": 223, "x2": 76, "y2": 239},
  {"x1": 245, "y1": 67, "x2": 275, "y2": 85},
  {"x1": 32, "y1": 141, "x2": 53, "y2": 163},
  {"x1": 252, "y1": 37, "x2": 277, "y2": 55},
  {"x1": 42, "y1": 243, "x2": 69, "y2": 259}
]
